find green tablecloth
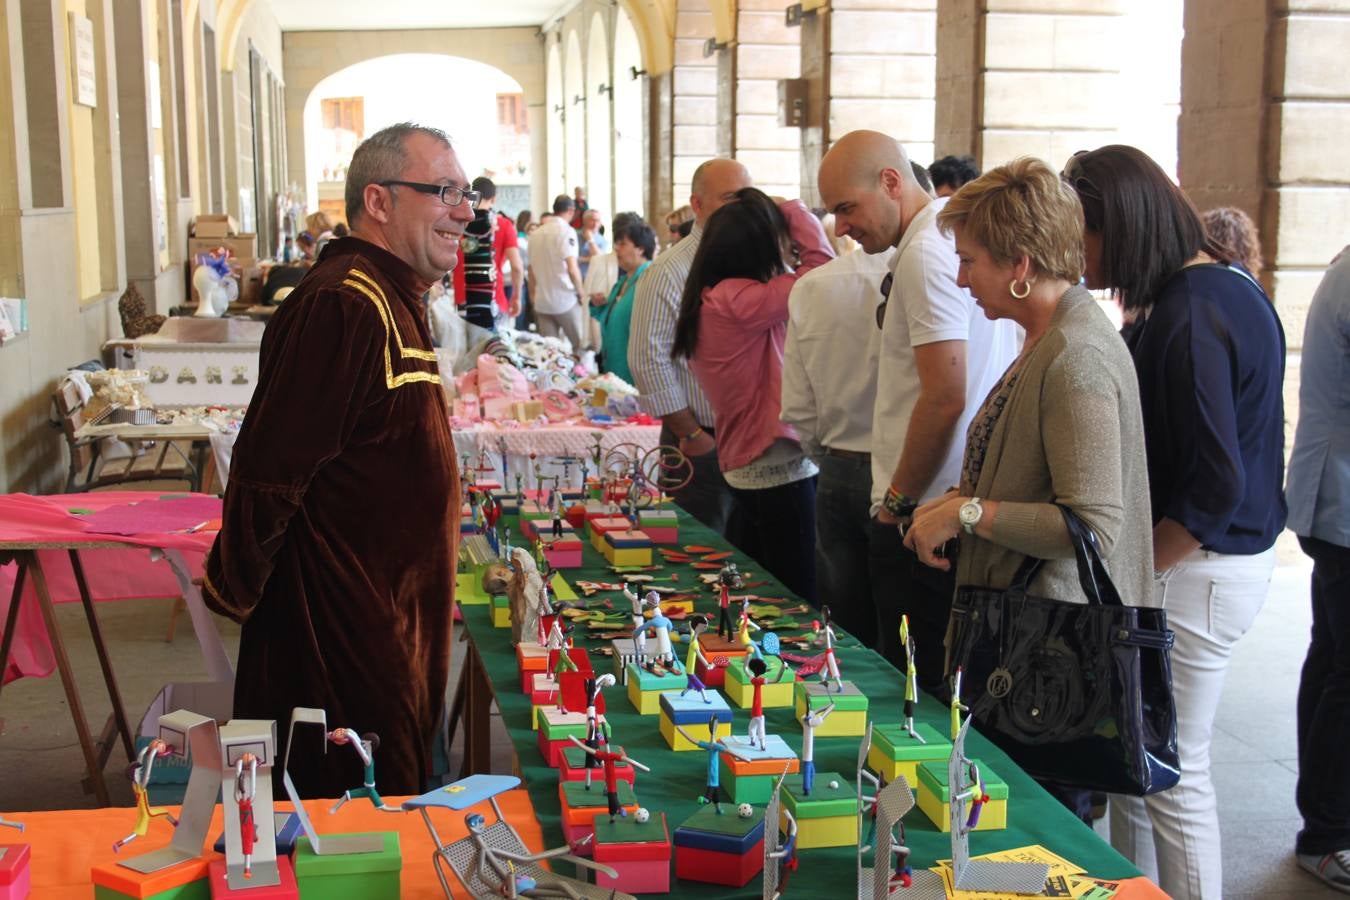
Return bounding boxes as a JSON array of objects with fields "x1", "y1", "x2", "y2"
[{"x1": 460, "y1": 507, "x2": 1141, "y2": 896}]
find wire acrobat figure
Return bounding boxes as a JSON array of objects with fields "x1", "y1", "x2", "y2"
[
  {"x1": 113, "y1": 739, "x2": 178, "y2": 853},
  {"x1": 235, "y1": 753, "x2": 259, "y2": 879},
  {"x1": 716, "y1": 562, "x2": 743, "y2": 640},
  {"x1": 329, "y1": 729, "x2": 397, "y2": 812},
  {"x1": 816, "y1": 605, "x2": 843, "y2": 693},
  {"x1": 899, "y1": 615, "x2": 925, "y2": 742}
]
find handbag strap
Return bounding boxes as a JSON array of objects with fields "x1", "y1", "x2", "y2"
[{"x1": 1007, "y1": 506, "x2": 1124, "y2": 607}]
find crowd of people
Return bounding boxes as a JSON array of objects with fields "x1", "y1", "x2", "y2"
[{"x1": 217, "y1": 122, "x2": 1347, "y2": 899}]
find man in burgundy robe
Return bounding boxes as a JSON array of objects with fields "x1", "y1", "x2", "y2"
[{"x1": 204, "y1": 123, "x2": 473, "y2": 798}]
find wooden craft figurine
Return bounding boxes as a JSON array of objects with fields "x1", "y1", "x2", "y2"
[
  {"x1": 113, "y1": 739, "x2": 178, "y2": 852},
  {"x1": 644, "y1": 593, "x2": 677, "y2": 673},
  {"x1": 508, "y1": 547, "x2": 543, "y2": 645},
  {"x1": 815, "y1": 606, "x2": 844, "y2": 693}
]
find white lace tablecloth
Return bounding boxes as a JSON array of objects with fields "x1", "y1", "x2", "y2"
[
  {"x1": 209, "y1": 422, "x2": 661, "y2": 490},
  {"x1": 451, "y1": 422, "x2": 662, "y2": 485}
]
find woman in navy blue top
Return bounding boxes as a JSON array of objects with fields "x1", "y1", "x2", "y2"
[{"x1": 1064, "y1": 145, "x2": 1286, "y2": 900}]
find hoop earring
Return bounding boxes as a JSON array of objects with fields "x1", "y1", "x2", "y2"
[{"x1": 1010, "y1": 279, "x2": 1031, "y2": 300}]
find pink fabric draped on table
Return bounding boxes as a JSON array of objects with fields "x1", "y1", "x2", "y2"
[{"x1": 0, "y1": 491, "x2": 216, "y2": 684}]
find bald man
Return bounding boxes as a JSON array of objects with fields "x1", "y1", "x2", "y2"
[
  {"x1": 817, "y1": 131, "x2": 1019, "y2": 680},
  {"x1": 629, "y1": 159, "x2": 752, "y2": 535}
]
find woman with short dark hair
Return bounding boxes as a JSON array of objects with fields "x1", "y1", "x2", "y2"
[
  {"x1": 672, "y1": 188, "x2": 834, "y2": 601},
  {"x1": 590, "y1": 221, "x2": 655, "y2": 384},
  {"x1": 1063, "y1": 144, "x2": 1287, "y2": 900}
]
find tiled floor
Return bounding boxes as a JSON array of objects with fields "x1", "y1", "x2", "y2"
[{"x1": 0, "y1": 560, "x2": 1341, "y2": 897}]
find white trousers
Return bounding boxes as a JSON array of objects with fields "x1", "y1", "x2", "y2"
[
  {"x1": 1110, "y1": 546, "x2": 1275, "y2": 900},
  {"x1": 748, "y1": 715, "x2": 766, "y2": 750}
]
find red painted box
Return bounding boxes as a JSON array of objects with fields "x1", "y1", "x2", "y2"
[
  {"x1": 0, "y1": 844, "x2": 30, "y2": 900},
  {"x1": 593, "y1": 813, "x2": 672, "y2": 894}
]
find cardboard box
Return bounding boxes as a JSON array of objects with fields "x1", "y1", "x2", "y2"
[
  {"x1": 188, "y1": 233, "x2": 257, "y2": 262},
  {"x1": 192, "y1": 214, "x2": 239, "y2": 238}
]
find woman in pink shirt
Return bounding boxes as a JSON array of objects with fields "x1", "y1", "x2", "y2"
[{"x1": 671, "y1": 189, "x2": 834, "y2": 601}]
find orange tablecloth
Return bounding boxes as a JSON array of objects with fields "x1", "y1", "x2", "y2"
[{"x1": 10, "y1": 790, "x2": 546, "y2": 898}]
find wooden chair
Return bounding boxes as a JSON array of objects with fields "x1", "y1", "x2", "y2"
[{"x1": 52, "y1": 380, "x2": 197, "y2": 492}]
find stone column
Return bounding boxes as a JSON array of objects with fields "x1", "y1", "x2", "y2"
[
  {"x1": 935, "y1": 0, "x2": 1125, "y2": 167},
  {"x1": 797, "y1": 0, "x2": 937, "y2": 204},
  {"x1": 734, "y1": 0, "x2": 801, "y2": 197},
  {"x1": 647, "y1": 70, "x2": 674, "y2": 226},
  {"x1": 671, "y1": 0, "x2": 717, "y2": 207}
]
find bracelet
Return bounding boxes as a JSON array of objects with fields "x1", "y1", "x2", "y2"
[
  {"x1": 882, "y1": 485, "x2": 918, "y2": 518},
  {"x1": 681, "y1": 427, "x2": 705, "y2": 442}
]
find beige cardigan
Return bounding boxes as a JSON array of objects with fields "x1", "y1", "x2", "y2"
[{"x1": 954, "y1": 286, "x2": 1155, "y2": 607}]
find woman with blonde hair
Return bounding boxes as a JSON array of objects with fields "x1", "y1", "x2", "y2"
[{"x1": 904, "y1": 157, "x2": 1154, "y2": 815}]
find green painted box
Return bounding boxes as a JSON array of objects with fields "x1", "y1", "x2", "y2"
[
  {"x1": 293, "y1": 832, "x2": 401, "y2": 899},
  {"x1": 867, "y1": 722, "x2": 952, "y2": 783}
]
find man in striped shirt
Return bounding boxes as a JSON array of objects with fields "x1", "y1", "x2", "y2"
[{"x1": 627, "y1": 158, "x2": 752, "y2": 534}]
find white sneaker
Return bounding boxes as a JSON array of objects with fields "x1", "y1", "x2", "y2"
[{"x1": 1297, "y1": 850, "x2": 1350, "y2": 894}]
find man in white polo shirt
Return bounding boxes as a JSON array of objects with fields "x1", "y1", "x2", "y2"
[
  {"x1": 818, "y1": 131, "x2": 1019, "y2": 683},
  {"x1": 527, "y1": 195, "x2": 588, "y2": 351}
]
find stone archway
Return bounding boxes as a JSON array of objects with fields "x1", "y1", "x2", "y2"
[
  {"x1": 612, "y1": 7, "x2": 644, "y2": 214},
  {"x1": 282, "y1": 27, "x2": 547, "y2": 217}
]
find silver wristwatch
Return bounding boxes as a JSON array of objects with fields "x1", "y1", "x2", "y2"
[{"x1": 958, "y1": 497, "x2": 984, "y2": 534}]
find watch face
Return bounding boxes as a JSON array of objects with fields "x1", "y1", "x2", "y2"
[{"x1": 959, "y1": 501, "x2": 980, "y2": 526}]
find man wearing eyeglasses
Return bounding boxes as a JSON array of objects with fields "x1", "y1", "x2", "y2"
[
  {"x1": 817, "y1": 131, "x2": 1019, "y2": 681},
  {"x1": 204, "y1": 122, "x2": 470, "y2": 799}
]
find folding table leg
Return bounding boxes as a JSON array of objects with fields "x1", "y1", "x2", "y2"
[
  {"x1": 24, "y1": 550, "x2": 113, "y2": 805},
  {"x1": 68, "y1": 549, "x2": 136, "y2": 762},
  {"x1": 460, "y1": 642, "x2": 494, "y2": 778},
  {"x1": 0, "y1": 560, "x2": 27, "y2": 683}
]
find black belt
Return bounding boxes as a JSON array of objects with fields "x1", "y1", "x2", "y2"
[{"x1": 823, "y1": 447, "x2": 870, "y2": 462}]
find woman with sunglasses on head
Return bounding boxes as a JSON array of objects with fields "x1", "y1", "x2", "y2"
[
  {"x1": 902, "y1": 158, "x2": 1154, "y2": 820},
  {"x1": 1063, "y1": 146, "x2": 1287, "y2": 900},
  {"x1": 672, "y1": 188, "x2": 834, "y2": 602}
]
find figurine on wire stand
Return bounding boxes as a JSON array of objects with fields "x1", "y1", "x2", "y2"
[
  {"x1": 567, "y1": 736, "x2": 650, "y2": 823},
  {"x1": 899, "y1": 615, "x2": 925, "y2": 743},
  {"x1": 113, "y1": 739, "x2": 178, "y2": 852},
  {"x1": 644, "y1": 593, "x2": 677, "y2": 674},
  {"x1": 814, "y1": 606, "x2": 844, "y2": 693},
  {"x1": 673, "y1": 717, "x2": 749, "y2": 814},
  {"x1": 328, "y1": 728, "x2": 397, "y2": 812},
  {"x1": 622, "y1": 584, "x2": 649, "y2": 662},
  {"x1": 514, "y1": 473, "x2": 525, "y2": 507},
  {"x1": 579, "y1": 674, "x2": 616, "y2": 789},
  {"x1": 678, "y1": 615, "x2": 722, "y2": 703},
  {"x1": 716, "y1": 562, "x2": 743, "y2": 640},
  {"x1": 549, "y1": 482, "x2": 565, "y2": 538},
  {"x1": 497, "y1": 436, "x2": 510, "y2": 484},
  {"x1": 234, "y1": 753, "x2": 260, "y2": 881},
  {"x1": 736, "y1": 596, "x2": 762, "y2": 656},
  {"x1": 746, "y1": 656, "x2": 789, "y2": 752},
  {"x1": 950, "y1": 667, "x2": 966, "y2": 741},
  {"x1": 798, "y1": 701, "x2": 835, "y2": 796}
]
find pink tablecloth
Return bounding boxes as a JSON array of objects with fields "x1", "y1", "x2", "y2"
[{"x1": 0, "y1": 492, "x2": 217, "y2": 684}]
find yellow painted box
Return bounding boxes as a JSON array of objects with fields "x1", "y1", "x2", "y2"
[
  {"x1": 602, "y1": 530, "x2": 653, "y2": 567},
  {"x1": 779, "y1": 771, "x2": 859, "y2": 849},
  {"x1": 625, "y1": 663, "x2": 688, "y2": 715},
  {"x1": 659, "y1": 712, "x2": 734, "y2": 752},
  {"x1": 793, "y1": 681, "x2": 868, "y2": 737},
  {"x1": 866, "y1": 722, "x2": 952, "y2": 783},
  {"x1": 490, "y1": 594, "x2": 511, "y2": 628},
  {"x1": 724, "y1": 657, "x2": 795, "y2": 709},
  {"x1": 658, "y1": 691, "x2": 735, "y2": 751},
  {"x1": 455, "y1": 571, "x2": 491, "y2": 606},
  {"x1": 915, "y1": 758, "x2": 1009, "y2": 832}
]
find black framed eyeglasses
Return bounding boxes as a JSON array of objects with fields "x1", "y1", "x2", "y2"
[
  {"x1": 378, "y1": 180, "x2": 481, "y2": 208},
  {"x1": 876, "y1": 271, "x2": 894, "y2": 329}
]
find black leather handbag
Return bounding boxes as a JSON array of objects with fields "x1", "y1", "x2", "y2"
[{"x1": 947, "y1": 506, "x2": 1180, "y2": 796}]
